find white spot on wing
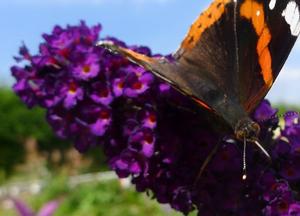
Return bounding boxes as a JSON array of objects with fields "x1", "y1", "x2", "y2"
[
  {"x1": 256, "y1": 10, "x2": 261, "y2": 16},
  {"x1": 269, "y1": 0, "x2": 276, "y2": 10},
  {"x1": 282, "y1": 1, "x2": 300, "y2": 36}
]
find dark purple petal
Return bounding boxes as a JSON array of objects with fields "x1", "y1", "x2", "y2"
[
  {"x1": 272, "y1": 140, "x2": 291, "y2": 159},
  {"x1": 61, "y1": 83, "x2": 84, "y2": 109},
  {"x1": 90, "y1": 82, "x2": 114, "y2": 105},
  {"x1": 72, "y1": 54, "x2": 100, "y2": 80},
  {"x1": 112, "y1": 77, "x2": 125, "y2": 97},
  {"x1": 253, "y1": 100, "x2": 278, "y2": 122},
  {"x1": 171, "y1": 188, "x2": 194, "y2": 214},
  {"x1": 90, "y1": 117, "x2": 111, "y2": 136},
  {"x1": 289, "y1": 202, "x2": 300, "y2": 215},
  {"x1": 280, "y1": 157, "x2": 300, "y2": 181},
  {"x1": 110, "y1": 150, "x2": 146, "y2": 178},
  {"x1": 284, "y1": 111, "x2": 299, "y2": 127}
]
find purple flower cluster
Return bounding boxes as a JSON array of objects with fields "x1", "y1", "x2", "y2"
[{"x1": 12, "y1": 22, "x2": 300, "y2": 215}]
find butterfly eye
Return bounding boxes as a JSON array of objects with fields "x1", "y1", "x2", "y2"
[
  {"x1": 236, "y1": 129, "x2": 245, "y2": 141},
  {"x1": 251, "y1": 122, "x2": 261, "y2": 136}
]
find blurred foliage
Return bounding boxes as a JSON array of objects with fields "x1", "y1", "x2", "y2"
[
  {"x1": 1, "y1": 175, "x2": 193, "y2": 216},
  {"x1": 275, "y1": 103, "x2": 300, "y2": 115},
  {"x1": 55, "y1": 182, "x2": 164, "y2": 216},
  {"x1": 0, "y1": 88, "x2": 61, "y2": 145},
  {"x1": 32, "y1": 175, "x2": 69, "y2": 209},
  {"x1": 30, "y1": 176, "x2": 186, "y2": 216},
  {"x1": 0, "y1": 88, "x2": 108, "y2": 181}
]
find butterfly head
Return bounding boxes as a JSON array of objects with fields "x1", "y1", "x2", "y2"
[
  {"x1": 235, "y1": 118, "x2": 271, "y2": 160},
  {"x1": 234, "y1": 118, "x2": 271, "y2": 180},
  {"x1": 234, "y1": 118, "x2": 260, "y2": 141}
]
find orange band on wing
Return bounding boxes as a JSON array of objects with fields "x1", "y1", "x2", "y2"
[
  {"x1": 192, "y1": 97, "x2": 213, "y2": 111},
  {"x1": 181, "y1": 0, "x2": 230, "y2": 51},
  {"x1": 115, "y1": 46, "x2": 156, "y2": 72},
  {"x1": 120, "y1": 48, "x2": 154, "y2": 65},
  {"x1": 240, "y1": 0, "x2": 273, "y2": 87}
]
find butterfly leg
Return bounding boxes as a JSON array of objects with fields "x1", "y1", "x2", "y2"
[{"x1": 193, "y1": 139, "x2": 222, "y2": 186}]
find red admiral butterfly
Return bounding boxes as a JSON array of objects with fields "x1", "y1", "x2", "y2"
[{"x1": 98, "y1": 0, "x2": 300, "y2": 178}]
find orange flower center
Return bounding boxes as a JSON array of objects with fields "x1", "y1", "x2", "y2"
[
  {"x1": 100, "y1": 110, "x2": 110, "y2": 119},
  {"x1": 149, "y1": 114, "x2": 156, "y2": 123},
  {"x1": 144, "y1": 133, "x2": 153, "y2": 144},
  {"x1": 100, "y1": 89, "x2": 109, "y2": 97},
  {"x1": 83, "y1": 65, "x2": 91, "y2": 73},
  {"x1": 68, "y1": 82, "x2": 77, "y2": 94},
  {"x1": 132, "y1": 82, "x2": 142, "y2": 90}
]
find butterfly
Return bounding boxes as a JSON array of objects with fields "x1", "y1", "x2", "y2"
[{"x1": 98, "y1": 0, "x2": 300, "y2": 178}]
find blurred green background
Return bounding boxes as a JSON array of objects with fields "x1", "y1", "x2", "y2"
[{"x1": 0, "y1": 86, "x2": 298, "y2": 216}]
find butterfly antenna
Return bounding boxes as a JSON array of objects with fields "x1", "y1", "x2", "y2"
[
  {"x1": 97, "y1": 40, "x2": 176, "y2": 87},
  {"x1": 253, "y1": 139, "x2": 272, "y2": 162},
  {"x1": 242, "y1": 136, "x2": 247, "y2": 181},
  {"x1": 96, "y1": 40, "x2": 155, "y2": 71}
]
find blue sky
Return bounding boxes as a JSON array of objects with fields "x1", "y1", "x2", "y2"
[{"x1": 0, "y1": 0, "x2": 299, "y2": 104}]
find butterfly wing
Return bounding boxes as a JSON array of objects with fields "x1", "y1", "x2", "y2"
[
  {"x1": 99, "y1": 0, "x2": 240, "y2": 113},
  {"x1": 98, "y1": 0, "x2": 300, "y2": 129},
  {"x1": 174, "y1": 0, "x2": 300, "y2": 113},
  {"x1": 236, "y1": 0, "x2": 300, "y2": 112}
]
